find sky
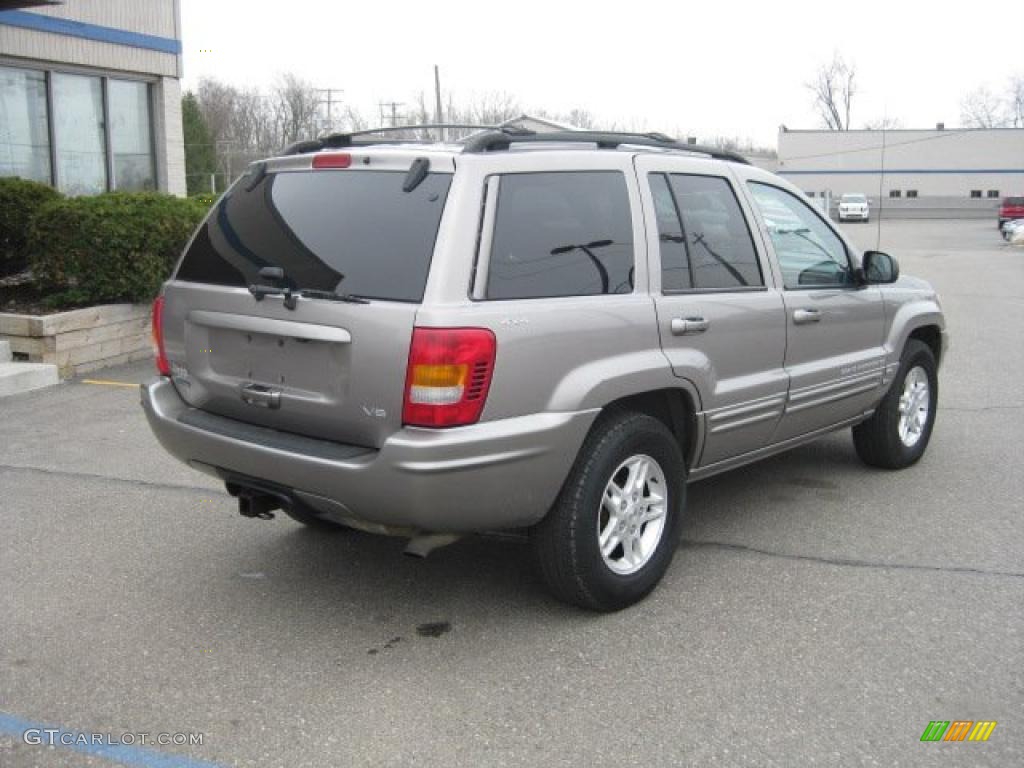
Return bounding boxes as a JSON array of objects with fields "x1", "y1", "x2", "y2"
[{"x1": 179, "y1": 0, "x2": 1023, "y2": 148}]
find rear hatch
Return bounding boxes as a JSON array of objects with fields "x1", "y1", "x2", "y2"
[{"x1": 160, "y1": 152, "x2": 454, "y2": 449}]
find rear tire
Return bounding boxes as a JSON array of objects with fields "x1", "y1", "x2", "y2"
[
  {"x1": 531, "y1": 411, "x2": 686, "y2": 611},
  {"x1": 853, "y1": 339, "x2": 938, "y2": 469}
]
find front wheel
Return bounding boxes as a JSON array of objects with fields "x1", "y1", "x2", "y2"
[
  {"x1": 853, "y1": 339, "x2": 938, "y2": 469},
  {"x1": 531, "y1": 411, "x2": 686, "y2": 611}
]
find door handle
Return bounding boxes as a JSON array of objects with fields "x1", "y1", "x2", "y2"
[
  {"x1": 792, "y1": 308, "x2": 821, "y2": 325},
  {"x1": 671, "y1": 316, "x2": 710, "y2": 336}
]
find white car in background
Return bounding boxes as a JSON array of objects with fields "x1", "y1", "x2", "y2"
[
  {"x1": 1002, "y1": 219, "x2": 1024, "y2": 243},
  {"x1": 837, "y1": 193, "x2": 870, "y2": 222}
]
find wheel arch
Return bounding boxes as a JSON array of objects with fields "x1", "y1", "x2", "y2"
[
  {"x1": 907, "y1": 324, "x2": 943, "y2": 368},
  {"x1": 599, "y1": 387, "x2": 701, "y2": 470}
]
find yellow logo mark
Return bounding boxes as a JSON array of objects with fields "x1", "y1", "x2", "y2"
[{"x1": 968, "y1": 721, "x2": 997, "y2": 742}]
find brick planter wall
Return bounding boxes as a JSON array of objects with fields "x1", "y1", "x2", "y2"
[{"x1": 0, "y1": 304, "x2": 151, "y2": 378}]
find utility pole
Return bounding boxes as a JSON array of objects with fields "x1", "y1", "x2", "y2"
[
  {"x1": 316, "y1": 88, "x2": 344, "y2": 135},
  {"x1": 378, "y1": 101, "x2": 405, "y2": 128},
  {"x1": 215, "y1": 139, "x2": 235, "y2": 191},
  {"x1": 434, "y1": 65, "x2": 444, "y2": 142}
]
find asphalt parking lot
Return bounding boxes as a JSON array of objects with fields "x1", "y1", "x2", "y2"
[{"x1": 1, "y1": 218, "x2": 1021, "y2": 767}]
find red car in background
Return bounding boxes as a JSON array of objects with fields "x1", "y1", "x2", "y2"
[{"x1": 999, "y1": 196, "x2": 1024, "y2": 229}]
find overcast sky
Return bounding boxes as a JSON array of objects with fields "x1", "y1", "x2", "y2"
[{"x1": 180, "y1": 0, "x2": 1022, "y2": 146}]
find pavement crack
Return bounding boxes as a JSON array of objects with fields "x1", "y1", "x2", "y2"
[
  {"x1": 681, "y1": 539, "x2": 1024, "y2": 580},
  {"x1": 938, "y1": 405, "x2": 1024, "y2": 412},
  {"x1": 0, "y1": 462, "x2": 214, "y2": 495}
]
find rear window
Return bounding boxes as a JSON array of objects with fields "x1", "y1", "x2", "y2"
[
  {"x1": 1005, "y1": 197, "x2": 1024, "y2": 206},
  {"x1": 175, "y1": 168, "x2": 452, "y2": 302},
  {"x1": 485, "y1": 171, "x2": 634, "y2": 300}
]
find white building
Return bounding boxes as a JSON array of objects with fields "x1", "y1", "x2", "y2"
[
  {"x1": 777, "y1": 126, "x2": 1024, "y2": 212},
  {"x1": 0, "y1": 0, "x2": 185, "y2": 195}
]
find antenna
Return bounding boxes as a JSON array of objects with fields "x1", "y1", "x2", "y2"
[{"x1": 875, "y1": 124, "x2": 886, "y2": 250}]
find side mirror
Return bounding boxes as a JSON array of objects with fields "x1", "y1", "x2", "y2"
[{"x1": 862, "y1": 251, "x2": 899, "y2": 284}]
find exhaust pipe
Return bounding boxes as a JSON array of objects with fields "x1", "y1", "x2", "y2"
[{"x1": 404, "y1": 533, "x2": 461, "y2": 558}]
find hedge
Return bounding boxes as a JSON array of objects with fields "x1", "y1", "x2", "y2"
[
  {"x1": 0, "y1": 177, "x2": 63, "y2": 275},
  {"x1": 28, "y1": 192, "x2": 209, "y2": 308}
]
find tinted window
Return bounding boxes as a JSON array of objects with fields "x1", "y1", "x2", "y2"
[
  {"x1": 649, "y1": 173, "x2": 762, "y2": 291},
  {"x1": 649, "y1": 174, "x2": 691, "y2": 290},
  {"x1": 486, "y1": 172, "x2": 634, "y2": 299},
  {"x1": 176, "y1": 169, "x2": 452, "y2": 302},
  {"x1": 748, "y1": 182, "x2": 852, "y2": 289}
]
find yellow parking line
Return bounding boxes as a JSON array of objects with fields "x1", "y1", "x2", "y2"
[{"x1": 81, "y1": 379, "x2": 139, "y2": 388}]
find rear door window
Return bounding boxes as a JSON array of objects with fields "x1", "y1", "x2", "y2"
[
  {"x1": 485, "y1": 171, "x2": 634, "y2": 299},
  {"x1": 176, "y1": 169, "x2": 452, "y2": 302},
  {"x1": 649, "y1": 173, "x2": 763, "y2": 291}
]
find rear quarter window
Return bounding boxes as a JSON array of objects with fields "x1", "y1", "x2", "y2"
[
  {"x1": 485, "y1": 171, "x2": 634, "y2": 300},
  {"x1": 175, "y1": 169, "x2": 452, "y2": 302}
]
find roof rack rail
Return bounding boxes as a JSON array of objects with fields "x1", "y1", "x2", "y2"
[
  {"x1": 459, "y1": 130, "x2": 751, "y2": 164},
  {"x1": 280, "y1": 124, "x2": 532, "y2": 156}
]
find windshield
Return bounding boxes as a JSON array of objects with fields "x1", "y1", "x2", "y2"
[
  {"x1": 175, "y1": 169, "x2": 452, "y2": 302},
  {"x1": 841, "y1": 194, "x2": 867, "y2": 203}
]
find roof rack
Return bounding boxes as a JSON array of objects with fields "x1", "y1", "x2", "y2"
[
  {"x1": 460, "y1": 130, "x2": 751, "y2": 164},
  {"x1": 281, "y1": 124, "x2": 532, "y2": 156}
]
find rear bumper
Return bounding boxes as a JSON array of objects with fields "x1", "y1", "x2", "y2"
[{"x1": 141, "y1": 377, "x2": 597, "y2": 533}]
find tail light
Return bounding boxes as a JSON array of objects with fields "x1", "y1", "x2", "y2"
[
  {"x1": 403, "y1": 328, "x2": 496, "y2": 427},
  {"x1": 151, "y1": 296, "x2": 171, "y2": 376}
]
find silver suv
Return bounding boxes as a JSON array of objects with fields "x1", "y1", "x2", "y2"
[{"x1": 143, "y1": 128, "x2": 947, "y2": 611}]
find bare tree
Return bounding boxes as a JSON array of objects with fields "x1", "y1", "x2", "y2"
[
  {"x1": 863, "y1": 117, "x2": 903, "y2": 130},
  {"x1": 271, "y1": 73, "x2": 321, "y2": 147},
  {"x1": 960, "y1": 86, "x2": 1009, "y2": 128},
  {"x1": 1008, "y1": 75, "x2": 1024, "y2": 128},
  {"x1": 563, "y1": 108, "x2": 595, "y2": 129},
  {"x1": 806, "y1": 53, "x2": 857, "y2": 130},
  {"x1": 343, "y1": 105, "x2": 369, "y2": 132},
  {"x1": 196, "y1": 77, "x2": 239, "y2": 143}
]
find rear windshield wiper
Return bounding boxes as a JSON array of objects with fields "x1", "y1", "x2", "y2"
[
  {"x1": 296, "y1": 289, "x2": 370, "y2": 304},
  {"x1": 248, "y1": 284, "x2": 369, "y2": 308}
]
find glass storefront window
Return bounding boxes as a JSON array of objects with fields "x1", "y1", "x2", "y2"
[
  {"x1": 0, "y1": 67, "x2": 158, "y2": 195},
  {"x1": 0, "y1": 66, "x2": 52, "y2": 184},
  {"x1": 109, "y1": 79, "x2": 155, "y2": 191},
  {"x1": 52, "y1": 73, "x2": 107, "y2": 195}
]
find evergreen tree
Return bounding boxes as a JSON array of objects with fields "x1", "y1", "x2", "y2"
[{"x1": 182, "y1": 92, "x2": 217, "y2": 195}]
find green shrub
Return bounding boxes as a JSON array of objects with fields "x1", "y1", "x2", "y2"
[
  {"x1": 0, "y1": 177, "x2": 63, "y2": 275},
  {"x1": 28, "y1": 192, "x2": 208, "y2": 308}
]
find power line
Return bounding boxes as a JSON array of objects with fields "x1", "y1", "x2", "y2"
[{"x1": 780, "y1": 127, "x2": 983, "y2": 163}]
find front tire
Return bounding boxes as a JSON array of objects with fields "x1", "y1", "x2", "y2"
[
  {"x1": 853, "y1": 339, "x2": 938, "y2": 469},
  {"x1": 531, "y1": 411, "x2": 686, "y2": 611}
]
